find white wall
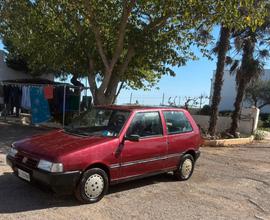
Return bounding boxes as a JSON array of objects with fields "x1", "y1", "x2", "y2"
[
  {"x1": 0, "y1": 50, "x2": 54, "y2": 82},
  {"x1": 192, "y1": 107, "x2": 260, "y2": 135},
  {"x1": 209, "y1": 69, "x2": 270, "y2": 113}
]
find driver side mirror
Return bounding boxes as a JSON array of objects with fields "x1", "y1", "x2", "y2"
[{"x1": 125, "y1": 134, "x2": 140, "y2": 142}]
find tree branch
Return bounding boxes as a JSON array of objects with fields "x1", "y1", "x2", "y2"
[
  {"x1": 110, "y1": 0, "x2": 135, "y2": 70},
  {"x1": 113, "y1": 81, "x2": 125, "y2": 104},
  {"x1": 83, "y1": 0, "x2": 110, "y2": 70},
  {"x1": 118, "y1": 45, "x2": 135, "y2": 75},
  {"x1": 87, "y1": 58, "x2": 97, "y2": 96},
  {"x1": 259, "y1": 102, "x2": 270, "y2": 109},
  {"x1": 144, "y1": 14, "x2": 171, "y2": 33},
  {"x1": 98, "y1": 0, "x2": 135, "y2": 93}
]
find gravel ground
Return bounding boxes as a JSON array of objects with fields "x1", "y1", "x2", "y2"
[{"x1": 0, "y1": 122, "x2": 269, "y2": 220}]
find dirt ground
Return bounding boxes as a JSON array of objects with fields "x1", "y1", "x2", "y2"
[{"x1": 0, "y1": 121, "x2": 270, "y2": 220}]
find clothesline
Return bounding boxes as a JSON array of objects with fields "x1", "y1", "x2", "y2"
[{"x1": 0, "y1": 81, "x2": 91, "y2": 89}]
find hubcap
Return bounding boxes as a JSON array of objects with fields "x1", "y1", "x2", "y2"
[
  {"x1": 84, "y1": 174, "x2": 104, "y2": 199},
  {"x1": 181, "y1": 159, "x2": 193, "y2": 178}
]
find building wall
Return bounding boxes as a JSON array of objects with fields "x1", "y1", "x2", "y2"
[
  {"x1": 0, "y1": 50, "x2": 54, "y2": 82},
  {"x1": 209, "y1": 69, "x2": 270, "y2": 113},
  {"x1": 192, "y1": 107, "x2": 260, "y2": 135}
]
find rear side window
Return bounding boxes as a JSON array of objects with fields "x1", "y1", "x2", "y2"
[
  {"x1": 163, "y1": 111, "x2": 193, "y2": 134},
  {"x1": 127, "y1": 112, "x2": 163, "y2": 138}
]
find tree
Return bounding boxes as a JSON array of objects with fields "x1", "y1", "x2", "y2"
[
  {"x1": 1, "y1": 1, "x2": 266, "y2": 105},
  {"x1": 0, "y1": 0, "x2": 215, "y2": 104},
  {"x1": 208, "y1": 1, "x2": 266, "y2": 136},
  {"x1": 208, "y1": 26, "x2": 231, "y2": 136},
  {"x1": 229, "y1": 22, "x2": 270, "y2": 136},
  {"x1": 245, "y1": 80, "x2": 270, "y2": 109}
]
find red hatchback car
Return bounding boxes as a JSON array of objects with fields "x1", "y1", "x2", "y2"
[{"x1": 6, "y1": 105, "x2": 201, "y2": 203}]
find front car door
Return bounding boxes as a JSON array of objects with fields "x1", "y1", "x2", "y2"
[{"x1": 119, "y1": 111, "x2": 168, "y2": 179}]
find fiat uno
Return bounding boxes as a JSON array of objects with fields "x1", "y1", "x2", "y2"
[{"x1": 6, "y1": 105, "x2": 201, "y2": 203}]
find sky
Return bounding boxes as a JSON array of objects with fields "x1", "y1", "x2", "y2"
[{"x1": 1, "y1": 27, "x2": 269, "y2": 106}]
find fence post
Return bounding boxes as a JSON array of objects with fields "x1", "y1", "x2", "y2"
[
  {"x1": 78, "y1": 87, "x2": 81, "y2": 116},
  {"x1": 62, "y1": 85, "x2": 66, "y2": 127}
]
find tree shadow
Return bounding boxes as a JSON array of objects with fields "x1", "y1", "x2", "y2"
[{"x1": 0, "y1": 171, "x2": 176, "y2": 213}]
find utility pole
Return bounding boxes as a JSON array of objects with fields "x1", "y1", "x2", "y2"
[
  {"x1": 161, "y1": 93, "x2": 165, "y2": 106},
  {"x1": 129, "y1": 92, "x2": 133, "y2": 104}
]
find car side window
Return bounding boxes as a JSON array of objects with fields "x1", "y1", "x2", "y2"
[
  {"x1": 126, "y1": 112, "x2": 163, "y2": 138},
  {"x1": 163, "y1": 111, "x2": 193, "y2": 134}
]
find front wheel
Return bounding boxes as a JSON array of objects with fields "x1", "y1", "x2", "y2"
[
  {"x1": 75, "y1": 168, "x2": 109, "y2": 203},
  {"x1": 174, "y1": 154, "x2": 195, "y2": 181}
]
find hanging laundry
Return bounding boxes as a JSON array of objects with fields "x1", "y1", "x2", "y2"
[
  {"x1": 44, "y1": 85, "x2": 54, "y2": 99},
  {"x1": 30, "y1": 87, "x2": 51, "y2": 124},
  {"x1": 21, "y1": 86, "x2": 31, "y2": 110},
  {"x1": 3, "y1": 85, "x2": 11, "y2": 104},
  {"x1": 0, "y1": 85, "x2": 4, "y2": 104}
]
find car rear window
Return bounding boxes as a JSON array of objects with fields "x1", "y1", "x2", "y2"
[{"x1": 163, "y1": 111, "x2": 193, "y2": 134}]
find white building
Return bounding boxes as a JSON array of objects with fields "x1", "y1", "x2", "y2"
[
  {"x1": 0, "y1": 50, "x2": 53, "y2": 82},
  {"x1": 0, "y1": 50, "x2": 54, "y2": 104},
  {"x1": 209, "y1": 69, "x2": 270, "y2": 113}
]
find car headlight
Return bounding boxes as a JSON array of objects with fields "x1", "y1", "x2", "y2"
[
  {"x1": 37, "y1": 160, "x2": 63, "y2": 173},
  {"x1": 8, "y1": 147, "x2": 18, "y2": 157}
]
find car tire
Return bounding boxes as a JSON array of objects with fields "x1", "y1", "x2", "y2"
[
  {"x1": 75, "y1": 168, "x2": 109, "y2": 203},
  {"x1": 174, "y1": 154, "x2": 195, "y2": 181}
]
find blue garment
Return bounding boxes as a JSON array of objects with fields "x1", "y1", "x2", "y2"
[
  {"x1": 30, "y1": 87, "x2": 51, "y2": 124},
  {"x1": 21, "y1": 86, "x2": 31, "y2": 110}
]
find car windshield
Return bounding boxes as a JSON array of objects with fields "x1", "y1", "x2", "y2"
[{"x1": 65, "y1": 108, "x2": 130, "y2": 137}]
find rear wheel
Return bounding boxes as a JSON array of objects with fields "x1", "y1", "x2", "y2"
[
  {"x1": 174, "y1": 154, "x2": 194, "y2": 181},
  {"x1": 75, "y1": 168, "x2": 109, "y2": 203}
]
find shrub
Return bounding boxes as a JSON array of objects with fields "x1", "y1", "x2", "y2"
[
  {"x1": 199, "y1": 105, "x2": 211, "y2": 115},
  {"x1": 254, "y1": 130, "x2": 266, "y2": 140}
]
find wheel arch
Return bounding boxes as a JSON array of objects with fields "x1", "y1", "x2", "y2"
[
  {"x1": 84, "y1": 163, "x2": 111, "y2": 181},
  {"x1": 184, "y1": 149, "x2": 196, "y2": 161}
]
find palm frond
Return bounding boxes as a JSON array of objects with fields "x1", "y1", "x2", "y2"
[
  {"x1": 234, "y1": 36, "x2": 243, "y2": 53},
  {"x1": 258, "y1": 49, "x2": 270, "y2": 60},
  {"x1": 229, "y1": 60, "x2": 240, "y2": 74},
  {"x1": 225, "y1": 56, "x2": 233, "y2": 65},
  {"x1": 211, "y1": 41, "x2": 219, "y2": 55}
]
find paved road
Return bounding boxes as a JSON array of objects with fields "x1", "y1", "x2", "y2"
[{"x1": 0, "y1": 122, "x2": 269, "y2": 220}]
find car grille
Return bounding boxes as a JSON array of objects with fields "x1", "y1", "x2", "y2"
[{"x1": 15, "y1": 153, "x2": 39, "y2": 169}]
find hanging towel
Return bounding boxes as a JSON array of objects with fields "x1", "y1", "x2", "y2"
[
  {"x1": 30, "y1": 87, "x2": 51, "y2": 124},
  {"x1": 44, "y1": 85, "x2": 54, "y2": 99},
  {"x1": 21, "y1": 86, "x2": 31, "y2": 110}
]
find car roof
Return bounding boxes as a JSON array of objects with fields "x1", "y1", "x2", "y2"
[{"x1": 96, "y1": 105, "x2": 186, "y2": 112}]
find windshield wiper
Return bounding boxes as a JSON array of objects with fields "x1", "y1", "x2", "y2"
[{"x1": 64, "y1": 128, "x2": 91, "y2": 136}]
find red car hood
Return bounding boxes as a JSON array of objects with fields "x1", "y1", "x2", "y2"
[{"x1": 13, "y1": 130, "x2": 115, "y2": 161}]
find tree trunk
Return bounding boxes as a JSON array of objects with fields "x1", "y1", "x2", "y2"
[
  {"x1": 230, "y1": 78, "x2": 246, "y2": 136},
  {"x1": 89, "y1": 75, "x2": 121, "y2": 105},
  {"x1": 229, "y1": 38, "x2": 255, "y2": 136},
  {"x1": 208, "y1": 26, "x2": 231, "y2": 136}
]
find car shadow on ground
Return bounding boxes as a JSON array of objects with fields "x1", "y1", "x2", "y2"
[{"x1": 0, "y1": 171, "x2": 176, "y2": 213}]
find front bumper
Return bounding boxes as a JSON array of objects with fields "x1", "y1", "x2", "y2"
[{"x1": 6, "y1": 155, "x2": 81, "y2": 194}]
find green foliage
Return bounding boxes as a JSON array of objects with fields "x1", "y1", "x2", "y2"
[
  {"x1": 262, "y1": 114, "x2": 270, "y2": 127},
  {"x1": 199, "y1": 105, "x2": 211, "y2": 115},
  {"x1": 0, "y1": 0, "x2": 267, "y2": 104},
  {"x1": 245, "y1": 80, "x2": 270, "y2": 109},
  {"x1": 254, "y1": 130, "x2": 266, "y2": 140}
]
